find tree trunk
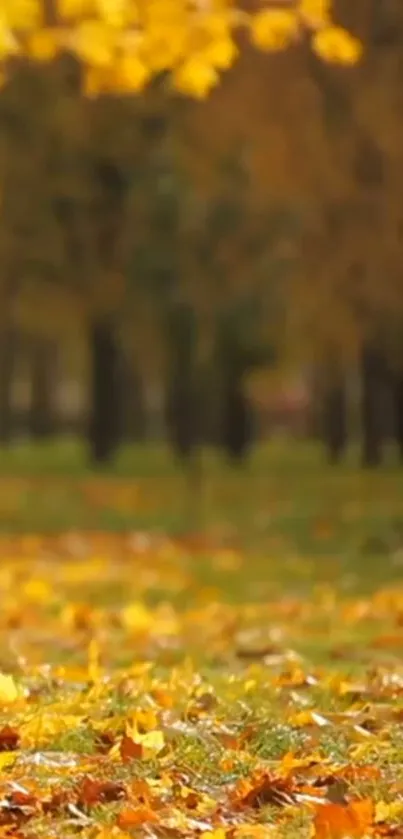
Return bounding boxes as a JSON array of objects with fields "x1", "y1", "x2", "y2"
[
  {"x1": 393, "y1": 372, "x2": 403, "y2": 461},
  {"x1": 88, "y1": 318, "x2": 122, "y2": 465},
  {"x1": 164, "y1": 304, "x2": 200, "y2": 461},
  {"x1": 121, "y1": 357, "x2": 146, "y2": 442},
  {"x1": 361, "y1": 344, "x2": 386, "y2": 467},
  {"x1": 0, "y1": 327, "x2": 16, "y2": 444},
  {"x1": 29, "y1": 337, "x2": 57, "y2": 439},
  {"x1": 321, "y1": 378, "x2": 348, "y2": 463},
  {"x1": 221, "y1": 376, "x2": 253, "y2": 464},
  {"x1": 165, "y1": 371, "x2": 198, "y2": 460}
]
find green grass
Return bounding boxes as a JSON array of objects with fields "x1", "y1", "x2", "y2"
[
  {"x1": 0, "y1": 439, "x2": 402, "y2": 836},
  {"x1": 0, "y1": 437, "x2": 402, "y2": 595}
]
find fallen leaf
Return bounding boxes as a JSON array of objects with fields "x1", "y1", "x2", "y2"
[
  {"x1": 0, "y1": 728, "x2": 19, "y2": 752},
  {"x1": 77, "y1": 777, "x2": 126, "y2": 808},
  {"x1": 117, "y1": 805, "x2": 159, "y2": 827},
  {"x1": 313, "y1": 798, "x2": 374, "y2": 838},
  {"x1": 0, "y1": 676, "x2": 18, "y2": 705}
]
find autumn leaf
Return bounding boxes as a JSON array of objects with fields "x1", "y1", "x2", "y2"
[
  {"x1": 77, "y1": 777, "x2": 126, "y2": 808},
  {"x1": 312, "y1": 26, "x2": 363, "y2": 64},
  {"x1": 119, "y1": 733, "x2": 143, "y2": 762},
  {"x1": 250, "y1": 9, "x2": 298, "y2": 52},
  {"x1": 313, "y1": 799, "x2": 374, "y2": 839},
  {"x1": 117, "y1": 805, "x2": 159, "y2": 828},
  {"x1": 0, "y1": 726, "x2": 19, "y2": 751},
  {"x1": 231, "y1": 771, "x2": 297, "y2": 809},
  {"x1": 173, "y1": 58, "x2": 219, "y2": 99},
  {"x1": 0, "y1": 675, "x2": 19, "y2": 704}
]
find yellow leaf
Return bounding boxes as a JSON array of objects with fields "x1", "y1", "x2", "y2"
[
  {"x1": 375, "y1": 800, "x2": 403, "y2": 823},
  {"x1": 130, "y1": 709, "x2": 158, "y2": 732},
  {"x1": 312, "y1": 26, "x2": 363, "y2": 64},
  {"x1": 27, "y1": 28, "x2": 60, "y2": 61},
  {"x1": 3, "y1": 0, "x2": 41, "y2": 30},
  {"x1": 22, "y1": 578, "x2": 53, "y2": 603},
  {"x1": 250, "y1": 10, "x2": 298, "y2": 52},
  {"x1": 113, "y1": 53, "x2": 150, "y2": 93},
  {"x1": 0, "y1": 752, "x2": 17, "y2": 771},
  {"x1": 121, "y1": 602, "x2": 153, "y2": 632},
  {"x1": 202, "y1": 36, "x2": 237, "y2": 70},
  {"x1": 59, "y1": 0, "x2": 95, "y2": 20},
  {"x1": 0, "y1": 19, "x2": 19, "y2": 58},
  {"x1": 173, "y1": 58, "x2": 218, "y2": 99},
  {"x1": 299, "y1": 0, "x2": 332, "y2": 28},
  {"x1": 71, "y1": 20, "x2": 116, "y2": 67},
  {"x1": 141, "y1": 29, "x2": 185, "y2": 71},
  {"x1": 0, "y1": 673, "x2": 18, "y2": 704},
  {"x1": 95, "y1": 0, "x2": 131, "y2": 28}
]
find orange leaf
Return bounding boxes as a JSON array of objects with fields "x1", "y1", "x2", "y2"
[
  {"x1": 117, "y1": 806, "x2": 159, "y2": 828},
  {"x1": 0, "y1": 725, "x2": 19, "y2": 751},
  {"x1": 77, "y1": 776, "x2": 126, "y2": 808},
  {"x1": 120, "y1": 734, "x2": 143, "y2": 762},
  {"x1": 231, "y1": 771, "x2": 296, "y2": 808},
  {"x1": 313, "y1": 799, "x2": 374, "y2": 838}
]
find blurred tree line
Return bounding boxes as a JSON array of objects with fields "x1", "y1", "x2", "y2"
[{"x1": 1, "y1": 0, "x2": 403, "y2": 469}]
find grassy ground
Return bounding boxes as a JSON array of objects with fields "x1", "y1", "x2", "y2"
[
  {"x1": 0, "y1": 437, "x2": 402, "y2": 591},
  {"x1": 0, "y1": 439, "x2": 402, "y2": 837}
]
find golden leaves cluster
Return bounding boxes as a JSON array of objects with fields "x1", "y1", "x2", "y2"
[{"x1": 0, "y1": 0, "x2": 362, "y2": 98}]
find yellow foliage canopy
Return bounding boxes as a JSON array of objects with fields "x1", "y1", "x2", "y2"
[{"x1": 1, "y1": 0, "x2": 362, "y2": 97}]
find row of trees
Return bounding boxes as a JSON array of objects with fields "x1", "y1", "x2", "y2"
[
  {"x1": 1, "y1": 2, "x2": 403, "y2": 468},
  {"x1": 0, "y1": 56, "x2": 289, "y2": 464}
]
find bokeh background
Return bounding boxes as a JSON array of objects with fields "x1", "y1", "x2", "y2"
[{"x1": 0, "y1": 1, "x2": 402, "y2": 557}]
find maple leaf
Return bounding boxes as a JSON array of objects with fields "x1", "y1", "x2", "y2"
[
  {"x1": 313, "y1": 799, "x2": 374, "y2": 839},
  {"x1": 0, "y1": 789, "x2": 39, "y2": 826},
  {"x1": 77, "y1": 777, "x2": 126, "y2": 808},
  {"x1": 117, "y1": 806, "x2": 159, "y2": 828},
  {"x1": 231, "y1": 771, "x2": 297, "y2": 809},
  {"x1": 0, "y1": 676, "x2": 18, "y2": 705},
  {"x1": 312, "y1": 26, "x2": 363, "y2": 64},
  {"x1": 119, "y1": 733, "x2": 143, "y2": 762},
  {"x1": 250, "y1": 9, "x2": 298, "y2": 52},
  {"x1": 0, "y1": 727, "x2": 19, "y2": 752}
]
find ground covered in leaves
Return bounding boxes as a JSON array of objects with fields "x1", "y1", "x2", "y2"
[{"x1": 0, "y1": 522, "x2": 403, "y2": 839}]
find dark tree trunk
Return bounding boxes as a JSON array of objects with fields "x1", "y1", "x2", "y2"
[
  {"x1": 165, "y1": 304, "x2": 200, "y2": 461},
  {"x1": 165, "y1": 373, "x2": 198, "y2": 460},
  {"x1": 29, "y1": 337, "x2": 57, "y2": 439},
  {"x1": 221, "y1": 377, "x2": 253, "y2": 464},
  {"x1": 321, "y1": 378, "x2": 348, "y2": 463},
  {"x1": 393, "y1": 373, "x2": 403, "y2": 461},
  {"x1": 121, "y1": 357, "x2": 146, "y2": 442},
  {"x1": 88, "y1": 318, "x2": 122, "y2": 465},
  {"x1": 361, "y1": 344, "x2": 386, "y2": 467},
  {"x1": 0, "y1": 327, "x2": 16, "y2": 444}
]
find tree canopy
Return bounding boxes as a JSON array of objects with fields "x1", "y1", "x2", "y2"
[{"x1": 2, "y1": 1, "x2": 361, "y2": 97}]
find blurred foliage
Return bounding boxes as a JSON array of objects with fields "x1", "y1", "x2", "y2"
[{"x1": 2, "y1": 1, "x2": 361, "y2": 98}]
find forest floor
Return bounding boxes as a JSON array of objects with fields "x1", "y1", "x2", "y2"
[{"x1": 0, "y1": 440, "x2": 402, "y2": 837}]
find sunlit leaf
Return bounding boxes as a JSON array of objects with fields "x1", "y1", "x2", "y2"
[
  {"x1": 117, "y1": 805, "x2": 159, "y2": 827},
  {"x1": 250, "y1": 10, "x2": 298, "y2": 52},
  {"x1": 313, "y1": 799, "x2": 374, "y2": 839},
  {"x1": 312, "y1": 26, "x2": 363, "y2": 64},
  {"x1": 0, "y1": 674, "x2": 19, "y2": 704}
]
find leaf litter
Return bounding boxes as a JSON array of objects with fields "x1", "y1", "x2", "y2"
[{"x1": 0, "y1": 533, "x2": 402, "y2": 837}]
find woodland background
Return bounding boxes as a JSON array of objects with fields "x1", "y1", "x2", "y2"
[{"x1": 1, "y1": 1, "x2": 403, "y2": 470}]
